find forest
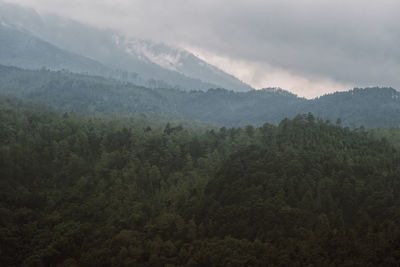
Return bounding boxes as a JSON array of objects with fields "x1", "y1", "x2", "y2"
[
  {"x1": 2, "y1": 2, "x2": 400, "y2": 266},
  {"x1": 1, "y1": 96, "x2": 400, "y2": 266},
  {"x1": 1, "y1": 65, "x2": 400, "y2": 128}
]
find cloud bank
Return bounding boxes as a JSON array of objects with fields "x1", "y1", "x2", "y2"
[{"x1": 2, "y1": 0, "x2": 399, "y2": 97}]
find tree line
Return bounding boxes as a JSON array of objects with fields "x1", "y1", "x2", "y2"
[
  {"x1": 1, "y1": 96, "x2": 400, "y2": 266},
  {"x1": 1, "y1": 65, "x2": 400, "y2": 128}
]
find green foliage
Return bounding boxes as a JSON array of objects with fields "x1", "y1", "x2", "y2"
[
  {"x1": 310, "y1": 87, "x2": 400, "y2": 128},
  {"x1": 2, "y1": 65, "x2": 400, "y2": 128},
  {"x1": 1, "y1": 98, "x2": 400, "y2": 266},
  {"x1": 369, "y1": 127, "x2": 400, "y2": 149}
]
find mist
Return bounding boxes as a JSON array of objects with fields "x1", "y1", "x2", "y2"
[{"x1": 2, "y1": 0, "x2": 399, "y2": 97}]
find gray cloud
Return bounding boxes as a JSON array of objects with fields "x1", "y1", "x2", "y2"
[{"x1": 2, "y1": 0, "x2": 400, "y2": 96}]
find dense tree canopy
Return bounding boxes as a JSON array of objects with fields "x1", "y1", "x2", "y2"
[
  {"x1": 1, "y1": 96, "x2": 400, "y2": 266},
  {"x1": 1, "y1": 65, "x2": 400, "y2": 128}
]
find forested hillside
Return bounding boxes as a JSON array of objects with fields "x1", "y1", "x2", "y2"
[
  {"x1": 1, "y1": 96, "x2": 400, "y2": 266},
  {"x1": 1, "y1": 65, "x2": 400, "y2": 128},
  {"x1": 0, "y1": 65, "x2": 303, "y2": 126},
  {"x1": 2, "y1": 2, "x2": 400, "y2": 267},
  {"x1": 369, "y1": 127, "x2": 400, "y2": 149},
  {"x1": 311, "y1": 88, "x2": 400, "y2": 128}
]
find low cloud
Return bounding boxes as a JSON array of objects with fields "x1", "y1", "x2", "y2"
[
  {"x1": 187, "y1": 46, "x2": 351, "y2": 98},
  {"x1": 3, "y1": 0, "x2": 400, "y2": 96}
]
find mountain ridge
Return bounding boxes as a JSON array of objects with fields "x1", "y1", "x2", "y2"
[
  {"x1": 0, "y1": 2, "x2": 252, "y2": 92},
  {"x1": 0, "y1": 64, "x2": 399, "y2": 128},
  {"x1": 0, "y1": 23, "x2": 112, "y2": 74}
]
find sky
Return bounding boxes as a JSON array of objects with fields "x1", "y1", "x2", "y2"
[{"x1": 2, "y1": 0, "x2": 400, "y2": 98}]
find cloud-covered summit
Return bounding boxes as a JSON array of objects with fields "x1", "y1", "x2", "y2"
[{"x1": 2, "y1": 0, "x2": 399, "y2": 97}]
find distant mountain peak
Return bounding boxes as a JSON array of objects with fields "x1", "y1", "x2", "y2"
[{"x1": 0, "y1": 2, "x2": 253, "y2": 92}]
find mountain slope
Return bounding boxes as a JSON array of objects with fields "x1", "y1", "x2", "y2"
[
  {"x1": 0, "y1": 2, "x2": 252, "y2": 92},
  {"x1": 1, "y1": 65, "x2": 400, "y2": 128},
  {"x1": 308, "y1": 87, "x2": 400, "y2": 128},
  {"x1": 0, "y1": 23, "x2": 111, "y2": 75},
  {"x1": 117, "y1": 37, "x2": 252, "y2": 91}
]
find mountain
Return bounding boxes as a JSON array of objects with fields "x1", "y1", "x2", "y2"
[
  {"x1": 0, "y1": 65, "x2": 400, "y2": 128},
  {"x1": 0, "y1": 3, "x2": 252, "y2": 92},
  {"x1": 308, "y1": 87, "x2": 400, "y2": 127},
  {"x1": 0, "y1": 23, "x2": 111, "y2": 75},
  {"x1": 113, "y1": 37, "x2": 252, "y2": 92},
  {"x1": 0, "y1": 64, "x2": 302, "y2": 126}
]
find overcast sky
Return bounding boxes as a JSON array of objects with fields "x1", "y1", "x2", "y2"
[{"x1": 3, "y1": 0, "x2": 400, "y2": 98}]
